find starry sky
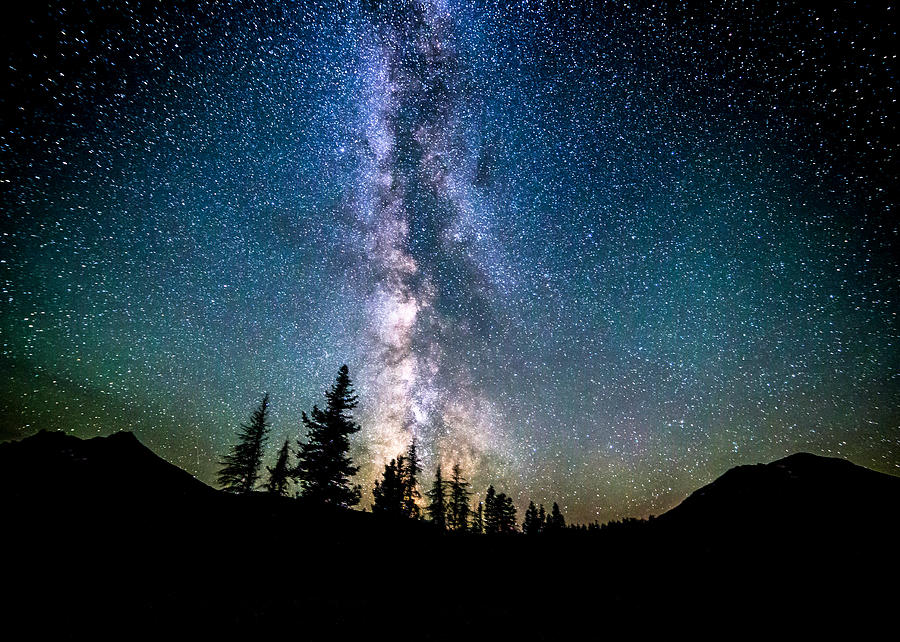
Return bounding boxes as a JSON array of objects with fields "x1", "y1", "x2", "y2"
[{"x1": 1, "y1": 0, "x2": 897, "y2": 524}]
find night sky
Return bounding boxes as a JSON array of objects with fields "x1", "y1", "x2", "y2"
[{"x1": 2, "y1": 0, "x2": 897, "y2": 524}]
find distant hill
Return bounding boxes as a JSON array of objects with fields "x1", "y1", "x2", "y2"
[
  {"x1": 656, "y1": 451, "x2": 900, "y2": 550},
  {"x1": 0, "y1": 429, "x2": 217, "y2": 506}
]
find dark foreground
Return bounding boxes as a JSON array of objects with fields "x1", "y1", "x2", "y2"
[{"x1": 3, "y1": 431, "x2": 898, "y2": 638}]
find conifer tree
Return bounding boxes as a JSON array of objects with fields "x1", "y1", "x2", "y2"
[
  {"x1": 495, "y1": 492, "x2": 517, "y2": 533},
  {"x1": 522, "y1": 501, "x2": 541, "y2": 535},
  {"x1": 372, "y1": 457, "x2": 405, "y2": 515},
  {"x1": 400, "y1": 439, "x2": 422, "y2": 519},
  {"x1": 483, "y1": 485, "x2": 498, "y2": 534},
  {"x1": 547, "y1": 502, "x2": 566, "y2": 531},
  {"x1": 471, "y1": 501, "x2": 484, "y2": 534},
  {"x1": 447, "y1": 463, "x2": 471, "y2": 532},
  {"x1": 538, "y1": 504, "x2": 547, "y2": 532},
  {"x1": 425, "y1": 465, "x2": 447, "y2": 530},
  {"x1": 265, "y1": 438, "x2": 291, "y2": 496},
  {"x1": 217, "y1": 393, "x2": 270, "y2": 494},
  {"x1": 293, "y1": 365, "x2": 362, "y2": 508}
]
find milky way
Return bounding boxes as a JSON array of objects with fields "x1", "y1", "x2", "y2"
[
  {"x1": 1, "y1": 1, "x2": 897, "y2": 523},
  {"x1": 351, "y1": 2, "x2": 514, "y2": 496}
]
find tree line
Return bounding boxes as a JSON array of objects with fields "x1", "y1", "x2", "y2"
[{"x1": 217, "y1": 364, "x2": 575, "y2": 534}]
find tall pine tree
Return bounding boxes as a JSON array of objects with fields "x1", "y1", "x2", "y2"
[
  {"x1": 400, "y1": 440, "x2": 422, "y2": 519},
  {"x1": 483, "y1": 485, "x2": 498, "y2": 534},
  {"x1": 471, "y1": 501, "x2": 484, "y2": 534},
  {"x1": 447, "y1": 463, "x2": 471, "y2": 532},
  {"x1": 425, "y1": 465, "x2": 447, "y2": 530},
  {"x1": 293, "y1": 365, "x2": 362, "y2": 508},
  {"x1": 522, "y1": 501, "x2": 541, "y2": 535},
  {"x1": 496, "y1": 492, "x2": 517, "y2": 533},
  {"x1": 485, "y1": 489, "x2": 516, "y2": 533},
  {"x1": 217, "y1": 393, "x2": 270, "y2": 494},
  {"x1": 546, "y1": 502, "x2": 566, "y2": 531},
  {"x1": 265, "y1": 438, "x2": 291, "y2": 496},
  {"x1": 372, "y1": 457, "x2": 405, "y2": 515}
]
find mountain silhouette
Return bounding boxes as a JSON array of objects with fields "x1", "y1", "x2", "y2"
[
  {"x1": 1, "y1": 429, "x2": 217, "y2": 506},
  {"x1": 657, "y1": 451, "x2": 900, "y2": 539},
  {"x1": 2, "y1": 430, "x2": 896, "y2": 636}
]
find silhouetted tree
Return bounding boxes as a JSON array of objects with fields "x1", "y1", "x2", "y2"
[
  {"x1": 293, "y1": 365, "x2": 362, "y2": 507},
  {"x1": 373, "y1": 457, "x2": 405, "y2": 515},
  {"x1": 425, "y1": 465, "x2": 447, "y2": 530},
  {"x1": 400, "y1": 440, "x2": 422, "y2": 519},
  {"x1": 265, "y1": 438, "x2": 291, "y2": 496},
  {"x1": 217, "y1": 393, "x2": 270, "y2": 494},
  {"x1": 538, "y1": 504, "x2": 546, "y2": 531},
  {"x1": 522, "y1": 501, "x2": 542, "y2": 535},
  {"x1": 447, "y1": 463, "x2": 471, "y2": 532},
  {"x1": 471, "y1": 501, "x2": 484, "y2": 534},
  {"x1": 496, "y1": 492, "x2": 517, "y2": 533},
  {"x1": 484, "y1": 486, "x2": 498, "y2": 534},
  {"x1": 546, "y1": 502, "x2": 566, "y2": 531}
]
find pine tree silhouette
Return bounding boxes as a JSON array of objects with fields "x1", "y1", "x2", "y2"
[
  {"x1": 496, "y1": 492, "x2": 517, "y2": 533},
  {"x1": 484, "y1": 485, "x2": 498, "y2": 534},
  {"x1": 471, "y1": 501, "x2": 484, "y2": 534},
  {"x1": 372, "y1": 457, "x2": 405, "y2": 515},
  {"x1": 538, "y1": 503, "x2": 546, "y2": 532},
  {"x1": 217, "y1": 393, "x2": 270, "y2": 494},
  {"x1": 293, "y1": 365, "x2": 362, "y2": 508},
  {"x1": 265, "y1": 438, "x2": 291, "y2": 496},
  {"x1": 425, "y1": 465, "x2": 447, "y2": 530},
  {"x1": 547, "y1": 502, "x2": 566, "y2": 531},
  {"x1": 522, "y1": 500, "x2": 541, "y2": 535},
  {"x1": 447, "y1": 463, "x2": 471, "y2": 532},
  {"x1": 400, "y1": 439, "x2": 422, "y2": 519}
]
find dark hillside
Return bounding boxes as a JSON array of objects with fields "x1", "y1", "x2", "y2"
[
  {"x1": 2, "y1": 431, "x2": 896, "y2": 637},
  {"x1": 656, "y1": 452, "x2": 900, "y2": 555}
]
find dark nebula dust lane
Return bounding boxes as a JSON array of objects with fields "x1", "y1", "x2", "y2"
[{"x1": 1, "y1": 1, "x2": 897, "y2": 523}]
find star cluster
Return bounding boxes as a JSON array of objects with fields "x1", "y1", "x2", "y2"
[{"x1": 1, "y1": 0, "x2": 897, "y2": 523}]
